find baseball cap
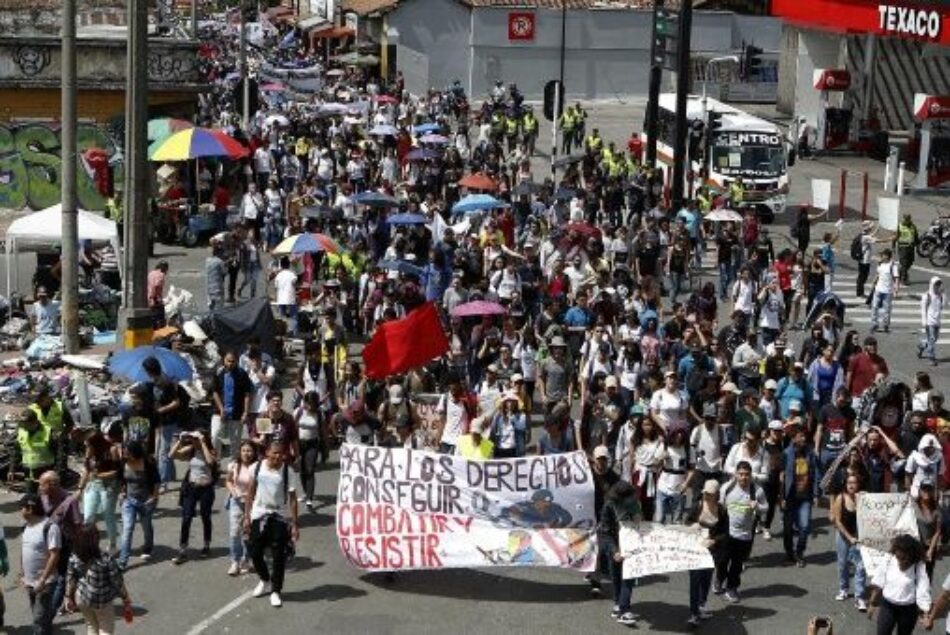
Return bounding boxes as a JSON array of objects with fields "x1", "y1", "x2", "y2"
[
  {"x1": 721, "y1": 382, "x2": 741, "y2": 395},
  {"x1": 702, "y1": 480, "x2": 721, "y2": 495},
  {"x1": 789, "y1": 399, "x2": 802, "y2": 412},
  {"x1": 593, "y1": 445, "x2": 610, "y2": 460},
  {"x1": 388, "y1": 384, "x2": 405, "y2": 405},
  {"x1": 764, "y1": 379, "x2": 778, "y2": 391},
  {"x1": 604, "y1": 376, "x2": 619, "y2": 388},
  {"x1": 768, "y1": 419, "x2": 785, "y2": 431}
]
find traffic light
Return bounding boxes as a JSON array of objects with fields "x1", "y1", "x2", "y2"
[
  {"x1": 688, "y1": 119, "x2": 705, "y2": 161},
  {"x1": 652, "y1": 6, "x2": 679, "y2": 69},
  {"x1": 745, "y1": 45, "x2": 763, "y2": 79},
  {"x1": 707, "y1": 111, "x2": 724, "y2": 133},
  {"x1": 655, "y1": 8, "x2": 677, "y2": 37},
  {"x1": 543, "y1": 80, "x2": 564, "y2": 122}
]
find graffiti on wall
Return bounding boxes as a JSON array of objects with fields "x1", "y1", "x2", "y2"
[{"x1": 0, "y1": 123, "x2": 120, "y2": 211}]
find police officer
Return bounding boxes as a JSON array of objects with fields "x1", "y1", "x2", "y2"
[
  {"x1": 585, "y1": 127, "x2": 604, "y2": 156},
  {"x1": 729, "y1": 176, "x2": 746, "y2": 209},
  {"x1": 29, "y1": 385, "x2": 74, "y2": 475},
  {"x1": 559, "y1": 106, "x2": 576, "y2": 155},
  {"x1": 894, "y1": 213, "x2": 918, "y2": 285},
  {"x1": 505, "y1": 111, "x2": 520, "y2": 153},
  {"x1": 522, "y1": 107, "x2": 538, "y2": 156},
  {"x1": 11, "y1": 409, "x2": 55, "y2": 493}
]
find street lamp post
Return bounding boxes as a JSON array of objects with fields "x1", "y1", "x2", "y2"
[{"x1": 61, "y1": 0, "x2": 79, "y2": 354}]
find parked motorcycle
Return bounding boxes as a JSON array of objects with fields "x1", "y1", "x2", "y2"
[{"x1": 917, "y1": 216, "x2": 950, "y2": 258}]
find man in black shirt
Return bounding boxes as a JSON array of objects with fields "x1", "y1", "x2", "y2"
[{"x1": 717, "y1": 227, "x2": 739, "y2": 301}]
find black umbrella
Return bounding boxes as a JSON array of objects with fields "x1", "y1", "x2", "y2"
[
  {"x1": 302, "y1": 205, "x2": 343, "y2": 221},
  {"x1": 512, "y1": 181, "x2": 543, "y2": 197},
  {"x1": 552, "y1": 153, "x2": 585, "y2": 168}
]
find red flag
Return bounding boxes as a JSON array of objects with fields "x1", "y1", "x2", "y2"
[{"x1": 362, "y1": 302, "x2": 448, "y2": 379}]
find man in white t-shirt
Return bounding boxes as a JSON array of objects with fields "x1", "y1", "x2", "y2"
[
  {"x1": 436, "y1": 375, "x2": 473, "y2": 454},
  {"x1": 870, "y1": 248, "x2": 900, "y2": 334},
  {"x1": 244, "y1": 440, "x2": 298, "y2": 608},
  {"x1": 272, "y1": 257, "x2": 298, "y2": 335}
]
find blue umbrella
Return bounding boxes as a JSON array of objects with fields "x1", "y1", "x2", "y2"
[
  {"x1": 279, "y1": 31, "x2": 298, "y2": 50},
  {"x1": 377, "y1": 259, "x2": 424, "y2": 277},
  {"x1": 387, "y1": 213, "x2": 428, "y2": 225},
  {"x1": 350, "y1": 191, "x2": 399, "y2": 207},
  {"x1": 412, "y1": 123, "x2": 440, "y2": 135},
  {"x1": 419, "y1": 134, "x2": 449, "y2": 145},
  {"x1": 406, "y1": 148, "x2": 440, "y2": 162},
  {"x1": 369, "y1": 124, "x2": 398, "y2": 136},
  {"x1": 452, "y1": 193, "x2": 509, "y2": 214},
  {"x1": 554, "y1": 187, "x2": 578, "y2": 201},
  {"x1": 108, "y1": 346, "x2": 193, "y2": 383}
]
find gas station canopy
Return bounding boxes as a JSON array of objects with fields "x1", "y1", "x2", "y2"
[{"x1": 773, "y1": 0, "x2": 950, "y2": 45}]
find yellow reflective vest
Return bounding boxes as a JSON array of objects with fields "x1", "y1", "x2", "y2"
[
  {"x1": 29, "y1": 401, "x2": 64, "y2": 435},
  {"x1": 17, "y1": 426, "x2": 53, "y2": 470}
]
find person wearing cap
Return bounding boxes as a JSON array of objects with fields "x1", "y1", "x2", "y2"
[
  {"x1": 779, "y1": 426, "x2": 819, "y2": 567},
  {"x1": 29, "y1": 287, "x2": 61, "y2": 336},
  {"x1": 762, "y1": 336, "x2": 792, "y2": 382},
  {"x1": 19, "y1": 492, "x2": 61, "y2": 634},
  {"x1": 686, "y1": 479, "x2": 728, "y2": 625},
  {"x1": 759, "y1": 379, "x2": 779, "y2": 422},
  {"x1": 377, "y1": 384, "x2": 420, "y2": 446},
  {"x1": 845, "y1": 335, "x2": 888, "y2": 399},
  {"x1": 776, "y1": 362, "x2": 812, "y2": 420},
  {"x1": 856, "y1": 220, "x2": 887, "y2": 298},
  {"x1": 12, "y1": 409, "x2": 56, "y2": 494},
  {"x1": 456, "y1": 415, "x2": 494, "y2": 461},
  {"x1": 474, "y1": 364, "x2": 503, "y2": 405},
  {"x1": 870, "y1": 248, "x2": 900, "y2": 333},
  {"x1": 539, "y1": 336, "x2": 575, "y2": 415},
  {"x1": 717, "y1": 461, "x2": 767, "y2": 603},
  {"x1": 489, "y1": 391, "x2": 527, "y2": 458}
]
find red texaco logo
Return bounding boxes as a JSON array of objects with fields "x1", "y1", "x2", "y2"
[{"x1": 508, "y1": 12, "x2": 535, "y2": 41}]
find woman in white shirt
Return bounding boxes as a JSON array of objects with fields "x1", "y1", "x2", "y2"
[
  {"x1": 867, "y1": 534, "x2": 931, "y2": 634},
  {"x1": 731, "y1": 266, "x2": 757, "y2": 318},
  {"x1": 294, "y1": 392, "x2": 323, "y2": 511},
  {"x1": 649, "y1": 371, "x2": 687, "y2": 432}
]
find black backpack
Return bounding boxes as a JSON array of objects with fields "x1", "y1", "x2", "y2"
[{"x1": 850, "y1": 235, "x2": 863, "y2": 261}]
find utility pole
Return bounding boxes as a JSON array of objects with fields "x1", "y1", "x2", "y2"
[
  {"x1": 240, "y1": 0, "x2": 250, "y2": 131},
  {"x1": 120, "y1": 0, "x2": 152, "y2": 349},
  {"x1": 191, "y1": 0, "x2": 198, "y2": 39},
  {"x1": 645, "y1": 0, "x2": 664, "y2": 169},
  {"x1": 61, "y1": 0, "x2": 79, "y2": 354},
  {"x1": 671, "y1": 0, "x2": 693, "y2": 209}
]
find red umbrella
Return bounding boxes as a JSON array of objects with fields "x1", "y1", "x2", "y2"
[
  {"x1": 451, "y1": 300, "x2": 507, "y2": 318},
  {"x1": 458, "y1": 172, "x2": 498, "y2": 192},
  {"x1": 374, "y1": 94, "x2": 399, "y2": 104},
  {"x1": 565, "y1": 222, "x2": 602, "y2": 239}
]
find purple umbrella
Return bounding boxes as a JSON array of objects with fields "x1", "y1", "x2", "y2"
[
  {"x1": 451, "y1": 300, "x2": 507, "y2": 318},
  {"x1": 406, "y1": 147, "x2": 441, "y2": 162}
]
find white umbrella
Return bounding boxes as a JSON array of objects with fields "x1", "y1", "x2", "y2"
[
  {"x1": 326, "y1": 68, "x2": 345, "y2": 77},
  {"x1": 263, "y1": 113, "x2": 290, "y2": 127},
  {"x1": 705, "y1": 208, "x2": 744, "y2": 222}
]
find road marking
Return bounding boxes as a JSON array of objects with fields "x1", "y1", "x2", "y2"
[
  {"x1": 185, "y1": 589, "x2": 256, "y2": 635},
  {"x1": 914, "y1": 263, "x2": 950, "y2": 277}
]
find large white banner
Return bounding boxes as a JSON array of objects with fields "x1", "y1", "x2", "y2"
[
  {"x1": 336, "y1": 444, "x2": 597, "y2": 572},
  {"x1": 619, "y1": 522, "x2": 715, "y2": 579},
  {"x1": 856, "y1": 493, "x2": 919, "y2": 577},
  {"x1": 812, "y1": 179, "x2": 832, "y2": 211},
  {"x1": 877, "y1": 196, "x2": 900, "y2": 231}
]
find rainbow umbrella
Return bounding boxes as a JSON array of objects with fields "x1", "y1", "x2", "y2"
[
  {"x1": 147, "y1": 118, "x2": 193, "y2": 141},
  {"x1": 272, "y1": 232, "x2": 344, "y2": 255},
  {"x1": 149, "y1": 127, "x2": 248, "y2": 161}
]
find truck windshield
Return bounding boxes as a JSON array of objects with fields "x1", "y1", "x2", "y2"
[{"x1": 711, "y1": 144, "x2": 785, "y2": 177}]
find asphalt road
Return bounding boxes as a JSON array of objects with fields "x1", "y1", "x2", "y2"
[{"x1": 0, "y1": 100, "x2": 946, "y2": 634}]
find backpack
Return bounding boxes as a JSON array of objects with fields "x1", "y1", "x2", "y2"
[
  {"x1": 253, "y1": 460, "x2": 290, "y2": 507},
  {"x1": 849, "y1": 235, "x2": 863, "y2": 261}
]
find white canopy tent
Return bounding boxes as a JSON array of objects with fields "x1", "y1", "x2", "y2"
[{"x1": 4, "y1": 204, "x2": 121, "y2": 298}]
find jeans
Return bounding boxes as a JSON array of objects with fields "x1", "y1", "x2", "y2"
[
  {"x1": 82, "y1": 478, "x2": 119, "y2": 548},
  {"x1": 668, "y1": 271, "x2": 686, "y2": 303},
  {"x1": 718, "y1": 262, "x2": 734, "y2": 300},
  {"x1": 654, "y1": 489, "x2": 686, "y2": 524},
  {"x1": 783, "y1": 498, "x2": 812, "y2": 558},
  {"x1": 239, "y1": 263, "x2": 261, "y2": 298},
  {"x1": 607, "y1": 546, "x2": 635, "y2": 611},
  {"x1": 250, "y1": 515, "x2": 292, "y2": 594},
  {"x1": 227, "y1": 495, "x2": 249, "y2": 564},
  {"x1": 922, "y1": 325, "x2": 941, "y2": 363},
  {"x1": 155, "y1": 423, "x2": 178, "y2": 485},
  {"x1": 689, "y1": 568, "x2": 713, "y2": 615},
  {"x1": 28, "y1": 583, "x2": 55, "y2": 635},
  {"x1": 871, "y1": 291, "x2": 893, "y2": 329},
  {"x1": 835, "y1": 532, "x2": 866, "y2": 598},
  {"x1": 180, "y1": 483, "x2": 215, "y2": 549},
  {"x1": 119, "y1": 497, "x2": 155, "y2": 568},
  {"x1": 818, "y1": 448, "x2": 841, "y2": 495},
  {"x1": 716, "y1": 536, "x2": 752, "y2": 591}
]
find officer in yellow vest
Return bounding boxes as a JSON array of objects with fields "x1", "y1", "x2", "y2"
[
  {"x1": 559, "y1": 107, "x2": 576, "y2": 155},
  {"x1": 505, "y1": 114, "x2": 519, "y2": 153},
  {"x1": 295, "y1": 136, "x2": 311, "y2": 179},
  {"x1": 585, "y1": 128, "x2": 603, "y2": 155},
  {"x1": 490, "y1": 110, "x2": 506, "y2": 143},
  {"x1": 12, "y1": 409, "x2": 55, "y2": 492},
  {"x1": 522, "y1": 108, "x2": 538, "y2": 155},
  {"x1": 729, "y1": 176, "x2": 745, "y2": 208},
  {"x1": 697, "y1": 186, "x2": 712, "y2": 214},
  {"x1": 29, "y1": 385, "x2": 73, "y2": 472},
  {"x1": 895, "y1": 213, "x2": 919, "y2": 285},
  {"x1": 625, "y1": 154, "x2": 639, "y2": 178}
]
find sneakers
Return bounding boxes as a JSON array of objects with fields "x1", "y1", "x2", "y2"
[
  {"x1": 253, "y1": 580, "x2": 270, "y2": 598},
  {"x1": 239, "y1": 560, "x2": 253, "y2": 575},
  {"x1": 698, "y1": 606, "x2": 713, "y2": 619},
  {"x1": 796, "y1": 557, "x2": 806, "y2": 568},
  {"x1": 200, "y1": 545, "x2": 211, "y2": 558},
  {"x1": 269, "y1": 592, "x2": 282, "y2": 608},
  {"x1": 306, "y1": 501, "x2": 315, "y2": 513},
  {"x1": 172, "y1": 549, "x2": 187, "y2": 565},
  {"x1": 687, "y1": 615, "x2": 701, "y2": 626},
  {"x1": 139, "y1": 552, "x2": 151, "y2": 562},
  {"x1": 835, "y1": 590, "x2": 850, "y2": 601},
  {"x1": 762, "y1": 529, "x2": 772, "y2": 541},
  {"x1": 228, "y1": 562, "x2": 240, "y2": 577},
  {"x1": 712, "y1": 581, "x2": 725, "y2": 595},
  {"x1": 610, "y1": 605, "x2": 621, "y2": 619},
  {"x1": 724, "y1": 589, "x2": 740, "y2": 604},
  {"x1": 586, "y1": 575, "x2": 602, "y2": 598},
  {"x1": 856, "y1": 598, "x2": 868, "y2": 612},
  {"x1": 616, "y1": 612, "x2": 638, "y2": 626}
]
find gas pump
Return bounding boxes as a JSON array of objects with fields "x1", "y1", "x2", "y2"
[
  {"x1": 912, "y1": 93, "x2": 950, "y2": 190},
  {"x1": 813, "y1": 69, "x2": 852, "y2": 151}
]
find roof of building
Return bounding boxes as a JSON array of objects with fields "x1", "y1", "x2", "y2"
[
  {"x1": 341, "y1": 0, "x2": 399, "y2": 16},
  {"x1": 0, "y1": 0, "x2": 123, "y2": 8},
  {"x1": 458, "y1": 0, "x2": 676, "y2": 8}
]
